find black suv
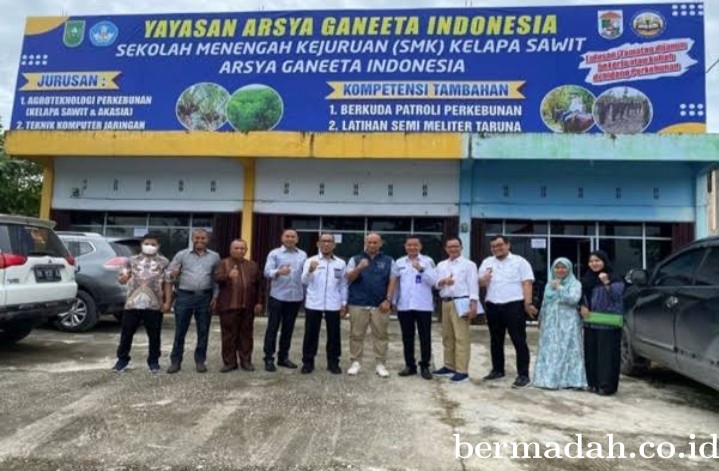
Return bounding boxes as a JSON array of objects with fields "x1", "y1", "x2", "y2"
[{"x1": 622, "y1": 236, "x2": 719, "y2": 391}]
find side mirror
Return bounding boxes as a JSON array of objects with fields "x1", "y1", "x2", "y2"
[{"x1": 629, "y1": 269, "x2": 649, "y2": 287}]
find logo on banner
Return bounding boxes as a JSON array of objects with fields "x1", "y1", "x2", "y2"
[
  {"x1": 89, "y1": 21, "x2": 118, "y2": 46},
  {"x1": 632, "y1": 11, "x2": 666, "y2": 38},
  {"x1": 598, "y1": 10, "x2": 623, "y2": 39},
  {"x1": 63, "y1": 20, "x2": 85, "y2": 47}
]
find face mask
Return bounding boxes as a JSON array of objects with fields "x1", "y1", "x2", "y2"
[{"x1": 142, "y1": 244, "x2": 158, "y2": 255}]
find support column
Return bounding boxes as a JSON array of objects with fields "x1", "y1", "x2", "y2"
[
  {"x1": 241, "y1": 158, "x2": 256, "y2": 259},
  {"x1": 39, "y1": 157, "x2": 54, "y2": 220},
  {"x1": 459, "y1": 158, "x2": 474, "y2": 258},
  {"x1": 695, "y1": 170, "x2": 709, "y2": 240}
]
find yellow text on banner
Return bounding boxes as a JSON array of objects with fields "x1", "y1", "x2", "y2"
[
  {"x1": 20, "y1": 71, "x2": 121, "y2": 91},
  {"x1": 327, "y1": 80, "x2": 525, "y2": 100}
]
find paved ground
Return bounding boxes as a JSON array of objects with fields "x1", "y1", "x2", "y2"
[{"x1": 0, "y1": 315, "x2": 717, "y2": 471}]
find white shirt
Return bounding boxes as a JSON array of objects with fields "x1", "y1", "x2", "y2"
[
  {"x1": 393, "y1": 254, "x2": 437, "y2": 312},
  {"x1": 434, "y1": 256, "x2": 479, "y2": 301},
  {"x1": 301, "y1": 254, "x2": 348, "y2": 311},
  {"x1": 568, "y1": 96, "x2": 584, "y2": 113},
  {"x1": 478, "y1": 253, "x2": 535, "y2": 304}
]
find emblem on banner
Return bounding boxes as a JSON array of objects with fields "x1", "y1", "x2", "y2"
[
  {"x1": 90, "y1": 21, "x2": 118, "y2": 47},
  {"x1": 63, "y1": 20, "x2": 85, "y2": 47},
  {"x1": 632, "y1": 11, "x2": 666, "y2": 38},
  {"x1": 598, "y1": 10, "x2": 623, "y2": 39}
]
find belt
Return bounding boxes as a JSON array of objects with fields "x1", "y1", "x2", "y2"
[
  {"x1": 178, "y1": 288, "x2": 213, "y2": 295},
  {"x1": 442, "y1": 296, "x2": 469, "y2": 302}
]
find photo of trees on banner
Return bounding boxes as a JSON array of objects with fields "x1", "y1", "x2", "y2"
[{"x1": 12, "y1": 3, "x2": 706, "y2": 134}]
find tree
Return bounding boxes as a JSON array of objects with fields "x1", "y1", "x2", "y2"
[{"x1": 0, "y1": 124, "x2": 43, "y2": 217}]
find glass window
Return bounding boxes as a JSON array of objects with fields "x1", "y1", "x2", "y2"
[
  {"x1": 652, "y1": 249, "x2": 707, "y2": 287},
  {"x1": 70, "y1": 225, "x2": 104, "y2": 235},
  {"x1": 484, "y1": 220, "x2": 503, "y2": 235},
  {"x1": 285, "y1": 216, "x2": 320, "y2": 230},
  {"x1": 646, "y1": 240, "x2": 673, "y2": 273},
  {"x1": 69, "y1": 211, "x2": 105, "y2": 226},
  {"x1": 149, "y1": 213, "x2": 189, "y2": 227},
  {"x1": 322, "y1": 217, "x2": 364, "y2": 231},
  {"x1": 151, "y1": 228, "x2": 190, "y2": 259},
  {"x1": 645, "y1": 223, "x2": 673, "y2": 238},
  {"x1": 2, "y1": 224, "x2": 69, "y2": 257},
  {"x1": 106, "y1": 213, "x2": 147, "y2": 227},
  {"x1": 550, "y1": 222, "x2": 594, "y2": 236},
  {"x1": 332, "y1": 232, "x2": 366, "y2": 260},
  {"x1": 600, "y1": 223, "x2": 642, "y2": 237},
  {"x1": 296, "y1": 232, "x2": 319, "y2": 256},
  {"x1": 694, "y1": 248, "x2": 719, "y2": 287},
  {"x1": 105, "y1": 227, "x2": 135, "y2": 238},
  {"x1": 598, "y1": 239, "x2": 643, "y2": 279},
  {"x1": 413, "y1": 218, "x2": 444, "y2": 233},
  {"x1": 415, "y1": 234, "x2": 443, "y2": 264},
  {"x1": 378, "y1": 233, "x2": 411, "y2": 260},
  {"x1": 192, "y1": 214, "x2": 214, "y2": 228},
  {"x1": 506, "y1": 221, "x2": 547, "y2": 235},
  {"x1": 368, "y1": 217, "x2": 411, "y2": 232}
]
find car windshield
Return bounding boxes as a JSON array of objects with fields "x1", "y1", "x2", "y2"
[{"x1": 0, "y1": 223, "x2": 68, "y2": 258}]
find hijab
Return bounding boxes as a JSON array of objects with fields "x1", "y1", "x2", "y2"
[
  {"x1": 580, "y1": 250, "x2": 623, "y2": 307},
  {"x1": 543, "y1": 257, "x2": 579, "y2": 297}
]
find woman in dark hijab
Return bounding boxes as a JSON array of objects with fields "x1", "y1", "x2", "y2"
[{"x1": 580, "y1": 250, "x2": 625, "y2": 395}]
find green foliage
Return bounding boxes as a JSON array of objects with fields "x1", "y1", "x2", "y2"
[
  {"x1": 227, "y1": 86, "x2": 283, "y2": 132},
  {"x1": 0, "y1": 125, "x2": 43, "y2": 217},
  {"x1": 176, "y1": 83, "x2": 229, "y2": 131}
]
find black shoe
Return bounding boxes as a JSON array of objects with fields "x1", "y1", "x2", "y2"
[
  {"x1": 196, "y1": 363, "x2": 208, "y2": 373},
  {"x1": 596, "y1": 388, "x2": 615, "y2": 396},
  {"x1": 277, "y1": 359, "x2": 298, "y2": 369},
  {"x1": 328, "y1": 364, "x2": 342, "y2": 375},
  {"x1": 220, "y1": 365, "x2": 238, "y2": 373},
  {"x1": 483, "y1": 371, "x2": 505, "y2": 381},
  {"x1": 398, "y1": 366, "x2": 417, "y2": 377},
  {"x1": 166, "y1": 363, "x2": 181, "y2": 374},
  {"x1": 240, "y1": 362, "x2": 255, "y2": 372},
  {"x1": 265, "y1": 360, "x2": 277, "y2": 372},
  {"x1": 301, "y1": 364, "x2": 314, "y2": 374},
  {"x1": 420, "y1": 367, "x2": 432, "y2": 380},
  {"x1": 512, "y1": 376, "x2": 530, "y2": 388}
]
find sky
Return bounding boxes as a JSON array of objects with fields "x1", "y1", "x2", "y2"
[{"x1": 0, "y1": 0, "x2": 716, "y2": 131}]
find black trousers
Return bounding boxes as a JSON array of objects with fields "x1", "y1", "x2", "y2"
[
  {"x1": 117, "y1": 309, "x2": 163, "y2": 364},
  {"x1": 485, "y1": 300, "x2": 530, "y2": 377},
  {"x1": 584, "y1": 327, "x2": 622, "y2": 394},
  {"x1": 263, "y1": 297, "x2": 302, "y2": 362},
  {"x1": 302, "y1": 309, "x2": 341, "y2": 368},
  {"x1": 398, "y1": 310, "x2": 432, "y2": 369}
]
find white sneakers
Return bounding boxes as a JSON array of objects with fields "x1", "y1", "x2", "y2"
[
  {"x1": 375, "y1": 364, "x2": 389, "y2": 378},
  {"x1": 347, "y1": 362, "x2": 389, "y2": 378}
]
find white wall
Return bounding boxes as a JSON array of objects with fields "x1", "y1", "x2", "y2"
[
  {"x1": 52, "y1": 157, "x2": 244, "y2": 212},
  {"x1": 254, "y1": 159, "x2": 459, "y2": 216}
]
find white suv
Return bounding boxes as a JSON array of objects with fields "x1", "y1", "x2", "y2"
[{"x1": 0, "y1": 214, "x2": 77, "y2": 344}]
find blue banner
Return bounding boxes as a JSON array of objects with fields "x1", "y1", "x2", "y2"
[{"x1": 11, "y1": 3, "x2": 706, "y2": 134}]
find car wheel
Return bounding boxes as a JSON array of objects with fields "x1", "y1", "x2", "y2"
[
  {"x1": 54, "y1": 291, "x2": 98, "y2": 333},
  {"x1": 620, "y1": 327, "x2": 650, "y2": 376},
  {"x1": 0, "y1": 322, "x2": 34, "y2": 344}
]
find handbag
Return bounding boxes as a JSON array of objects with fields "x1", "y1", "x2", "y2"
[{"x1": 584, "y1": 311, "x2": 624, "y2": 327}]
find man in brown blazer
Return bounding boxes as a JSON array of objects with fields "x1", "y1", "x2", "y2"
[{"x1": 214, "y1": 239, "x2": 264, "y2": 372}]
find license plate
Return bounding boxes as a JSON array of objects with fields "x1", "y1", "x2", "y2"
[{"x1": 35, "y1": 266, "x2": 61, "y2": 282}]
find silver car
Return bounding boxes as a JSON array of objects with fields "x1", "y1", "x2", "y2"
[{"x1": 56, "y1": 232, "x2": 139, "y2": 332}]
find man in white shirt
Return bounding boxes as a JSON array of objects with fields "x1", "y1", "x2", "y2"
[
  {"x1": 393, "y1": 237, "x2": 437, "y2": 380},
  {"x1": 433, "y1": 237, "x2": 480, "y2": 383},
  {"x1": 479, "y1": 235, "x2": 538, "y2": 389},
  {"x1": 263, "y1": 229, "x2": 308, "y2": 372},
  {"x1": 300, "y1": 232, "x2": 347, "y2": 375}
]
